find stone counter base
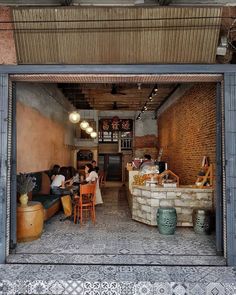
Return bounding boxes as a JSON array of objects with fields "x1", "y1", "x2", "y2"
[{"x1": 132, "y1": 186, "x2": 213, "y2": 226}]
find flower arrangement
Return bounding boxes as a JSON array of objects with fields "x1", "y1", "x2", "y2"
[{"x1": 17, "y1": 173, "x2": 36, "y2": 195}]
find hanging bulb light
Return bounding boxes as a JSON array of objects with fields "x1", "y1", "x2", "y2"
[
  {"x1": 86, "y1": 126, "x2": 93, "y2": 134},
  {"x1": 69, "y1": 111, "x2": 80, "y2": 123},
  {"x1": 90, "y1": 131, "x2": 97, "y2": 138},
  {"x1": 80, "y1": 120, "x2": 89, "y2": 130}
]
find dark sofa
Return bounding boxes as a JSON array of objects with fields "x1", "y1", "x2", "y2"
[{"x1": 30, "y1": 172, "x2": 61, "y2": 221}]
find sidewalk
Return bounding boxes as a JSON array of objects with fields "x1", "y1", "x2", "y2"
[{"x1": 0, "y1": 264, "x2": 236, "y2": 294}]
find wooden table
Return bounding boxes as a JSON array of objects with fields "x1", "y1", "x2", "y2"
[{"x1": 17, "y1": 201, "x2": 44, "y2": 242}]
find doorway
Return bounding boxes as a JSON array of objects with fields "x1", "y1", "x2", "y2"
[
  {"x1": 0, "y1": 70, "x2": 227, "y2": 265},
  {"x1": 98, "y1": 154, "x2": 122, "y2": 181}
]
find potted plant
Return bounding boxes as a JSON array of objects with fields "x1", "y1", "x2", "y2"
[{"x1": 17, "y1": 173, "x2": 36, "y2": 206}]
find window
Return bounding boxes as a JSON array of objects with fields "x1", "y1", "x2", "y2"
[{"x1": 98, "y1": 118, "x2": 133, "y2": 148}]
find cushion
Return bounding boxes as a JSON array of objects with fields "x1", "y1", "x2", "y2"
[
  {"x1": 32, "y1": 194, "x2": 60, "y2": 210},
  {"x1": 40, "y1": 172, "x2": 51, "y2": 195},
  {"x1": 31, "y1": 172, "x2": 42, "y2": 193}
]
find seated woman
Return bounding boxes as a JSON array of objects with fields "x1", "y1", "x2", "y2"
[
  {"x1": 51, "y1": 166, "x2": 73, "y2": 196},
  {"x1": 50, "y1": 164, "x2": 60, "y2": 181},
  {"x1": 85, "y1": 163, "x2": 103, "y2": 205}
]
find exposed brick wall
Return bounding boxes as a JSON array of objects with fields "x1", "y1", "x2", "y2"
[
  {"x1": 158, "y1": 83, "x2": 216, "y2": 185},
  {"x1": 134, "y1": 135, "x2": 158, "y2": 148},
  {"x1": 0, "y1": 7, "x2": 17, "y2": 64},
  {"x1": 134, "y1": 135, "x2": 158, "y2": 159}
]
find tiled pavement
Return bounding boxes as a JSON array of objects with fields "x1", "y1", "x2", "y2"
[
  {"x1": 2, "y1": 184, "x2": 236, "y2": 294},
  {"x1": 0, "y1": 264, "x2": 236, "y2": 294}
]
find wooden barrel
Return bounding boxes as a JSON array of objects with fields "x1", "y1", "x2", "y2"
[{"x1": 17, "y1": 201, "x2": 44, "y2": 242}]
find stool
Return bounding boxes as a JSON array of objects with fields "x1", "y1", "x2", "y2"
[
  {"x1": 17, "y1": 201, "x2": 44, "y2": 242},
  {"x1": 193, "y1": 208, "x2": 212, "y2": 234},
  {"x1": 157, "y1": 207, "x2": 177, "y2": 235}
]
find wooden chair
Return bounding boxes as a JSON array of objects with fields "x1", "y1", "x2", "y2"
[
  {"x1": 98, "y1": 171, "x2": 106, "y2": 187},
  {"x1": 73, "y1": 183, "x2": 96, "y2": 225}
]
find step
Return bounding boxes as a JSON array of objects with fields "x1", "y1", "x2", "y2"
[
  {"x1": 0, "y1": 264, "x2": 235, "y2": 294},
  {"x1": 7, "y1": 253, "x2": 226, "y2": 266}
]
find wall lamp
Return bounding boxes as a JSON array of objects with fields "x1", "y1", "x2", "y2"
[{"x1": 136, "y1": 84, "x2": 158, "y2": 120}]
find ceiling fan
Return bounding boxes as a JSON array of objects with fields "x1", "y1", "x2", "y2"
[
  {"x1": 110, "y1": 84, "x2": 126, "y2": 95},
  {"x1": 111, "y1": 101, "x2": 129, "y2": 110}
]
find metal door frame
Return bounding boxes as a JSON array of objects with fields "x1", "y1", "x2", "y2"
[{"x1": 0, "y1": 64, "x2": 235, "y2": 265}]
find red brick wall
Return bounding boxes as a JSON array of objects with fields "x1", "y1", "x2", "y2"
[
  {"x1": 0, "y1": 7, "x2": 17, "y2": 64},
  {"x1": 158, "y1": 83, "x2": 216, "y2": 185},
  {"x1": 134, "y1": 135, "x2": 158, "y2": 159}
]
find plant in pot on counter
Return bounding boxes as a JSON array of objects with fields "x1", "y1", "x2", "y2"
[{"x1": 17, "y1": 173, "x2": 36, "y2": 206}]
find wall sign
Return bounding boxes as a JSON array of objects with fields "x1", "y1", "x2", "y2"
[{"x1": 99, "y1": 118, "x2": 133, "y2": 132}]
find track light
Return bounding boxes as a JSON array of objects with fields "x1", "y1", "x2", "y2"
[
  {"x1": 136, "y1": 114, "x2": 141, "y2": 120},
  {"x1": 136, "y1": 84, "x2": 157, "y2": 120}
]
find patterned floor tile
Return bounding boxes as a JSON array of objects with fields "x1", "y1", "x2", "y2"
[
  {"x1": 135, "y1": 282, "x2": 153, "y2": 295},
  {"x1": 206, "y1": 283, "x2": 225, "y2": 295},
  {"x1": 7, "y1": 185, "x2": 225, "y2": 267},
  {"x1": 189, "y1": 284, "x2": 206, "y2": 295},
  {"x1": 171, "y1": 283, "x2": 189, "y2": 295}
]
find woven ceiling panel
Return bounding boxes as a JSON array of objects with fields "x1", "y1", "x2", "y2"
[{"x1": 13, "y1": 6, "x2": 222, "y2": 64}]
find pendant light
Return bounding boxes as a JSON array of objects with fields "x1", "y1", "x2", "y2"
[
  {"x1": 86, "y1": 126, "x2": 93, "y2": 134},
  {"x1": 69, "y1": 111, "x2": 80, "y2": 123},
  {"x1": 90, "y1": 131, "x2": 97, "y2": 138},
  {"x1": 80, "y1": 120, "x2": 89, "y2": 130}
]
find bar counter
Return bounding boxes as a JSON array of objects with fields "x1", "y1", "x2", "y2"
[{"x1": 131, "y1": 185, "x2": 214, "y2": 226}]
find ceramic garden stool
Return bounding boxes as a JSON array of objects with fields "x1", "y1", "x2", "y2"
[
  {"x1": 157, "y1": 207, "x2": 177, "y2": 235},
  {"x1": 192, "y1": 208, "x2": 212, "y2": 235}
]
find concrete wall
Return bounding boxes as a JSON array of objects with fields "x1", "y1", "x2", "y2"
[
  {"x1": 158, "y1": 83, "x2": 216, "y2": 185},
  {"x1": 16, "y1": 82, "x2": 75, "y2": 173},
  {"x1": 134, "y1": 112, "x2": 158, "y2": 159}
]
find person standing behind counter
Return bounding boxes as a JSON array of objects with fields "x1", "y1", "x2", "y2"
[
  {"x1": 85, "y1": 163, "x2": 103, "y2": 205},
  {"x1": 139, "y1": 154, "x2": 154, "y2": 170}
]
